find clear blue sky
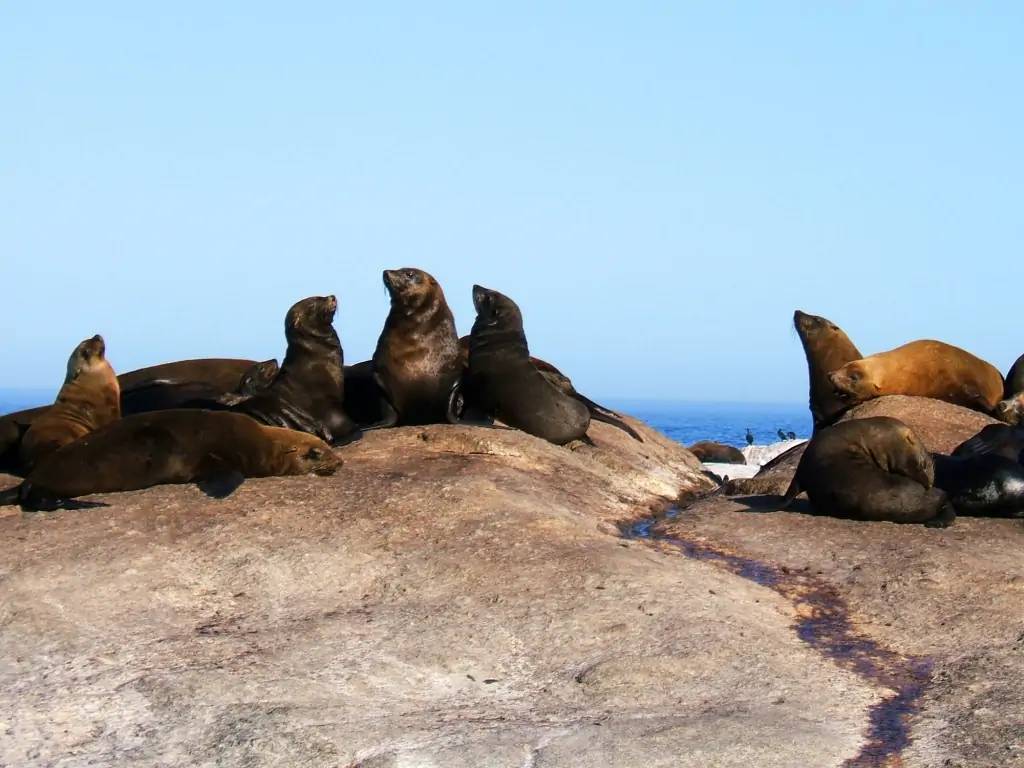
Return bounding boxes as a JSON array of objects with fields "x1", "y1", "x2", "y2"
[{"x1": 2, "y1": 4, "x2": 1021, "y2": 401}]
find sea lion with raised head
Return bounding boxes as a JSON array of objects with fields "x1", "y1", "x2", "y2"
[
  {"x1": 780, "y1": 416, "x2": 955, "y2": 526},
  {"x1": 995, "y1": 353, "x2": 1024, "y2": 425},
  {"x1": 792, "y1": 310, "x2": 863, "y2": 430},
  {"x1": 828, "y1": 340, "x2": 1004, "y2": 413},
  {"x1": 452, "y1": 286, "x2": 591, "y2": 445},
  {"x1": 0, "y1": 410, "x2": 340, "y2": 511},
  {"x1": 366, "y1": 268, "x2": 463, "y2": 428},
  {"x1": 18, "y1": 335, "x2": 121, "y2": 473}
]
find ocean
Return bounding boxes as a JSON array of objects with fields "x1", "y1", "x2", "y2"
[{"x1": 0, "y1": 390, "x2": 810, "y2": 451}]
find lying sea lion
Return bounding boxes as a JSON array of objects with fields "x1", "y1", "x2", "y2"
[
  {"x1": 780, "y1": 417, "x2": 955, "y2": 526},
  {"x1": 793, "y1": 310, "x2": 862, "y2": 430},
  {"x1": 228, "y1": 296, "x2": 357, "y2": 444},
  {"x1": 828, "y1": 340, "x2": 1004, "y2": 413},
  {"x1": 118, "y1": 358, "x2": 257, "y2": 393},
  {"x1": 995, "y1": 353, "x2": 1024, "y2": 425},
  {"x1": 368, "y1": 268, "x2": 463, "y2": 427},
  {"x1": 952, "y1": 423, "x2": 1024, "y2": 463},
  {"x1": 214, "y1": 359, "x2": 280, "y2": 406},
  {"x1": 932, "y1": 423, "x2": 1024, "y2": 517},
  {"x1": 0, "y1": 410, "x2": 340, "y2": 511},
  {"x1": 18, "y1": 335, "x2": 121, "y2": 473},
  {"x1": 689, "y1": 441, "x2": 746, "y2": 464},
  {"x1": 453, "y1": 285, "x2": 590, "y2": 445}
]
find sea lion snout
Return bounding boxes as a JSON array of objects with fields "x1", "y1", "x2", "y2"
[{"x1": 472, "y1": 284, "x2": 491, "y2": 311}]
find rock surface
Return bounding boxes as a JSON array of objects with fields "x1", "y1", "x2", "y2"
[{"x1": 0, "y1": 409, "x2": 1018, "y2": 767}]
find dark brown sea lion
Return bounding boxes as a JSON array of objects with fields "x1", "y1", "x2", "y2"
[
  {"x1": 18, "y1": 335, "x2": 121, "y2": 473},
  {"x1": 933, "y1": 423, "x2": 1024, "y2": 517},
  {"x1": 995, "y1": 353, "x2": 1024, "y2": 425},
  {"x1": 792, "y1": 310, "x2": 862, "y2": 430},
  {"x1": 688, "y1": 441, "x2": 746, "y2": 464},
  {"x1": 367, "y1": 268, "x2": 462, "y2": 427},
  {"x1": 216, "y1": 295, "x2": 356, "y2": 444},
  {"x1": 0, "y1": 410, "x2": 340, "y2": 511},
  {"x1": 118, "y1": 358, "x2": 257, "y2": 393},
  {"x1": 214, "y1": 359, "x2": 280, "y2": 406},
  {"x1": 780, "y1": 416, "x2": 955, "y2": 526},
  {"x1": 829, "y1": 341, "x2": 1004, "y2": 413},
  {"x1": 452, "y1": 286, "x2": 590, "y2": 445}
]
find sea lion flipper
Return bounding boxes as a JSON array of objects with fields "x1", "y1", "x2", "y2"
[
  {"x1": 587, "y1": 409, "x2": 644, "y2": 442},
  {"x1": 777, "y1": 477, "x2": 801, "y2": 510},
  {"x1": 446, "y1": 380, "x2": 464, "y2": 424},
  {"x1": 0, "y1": 483, "x2": 22, "y2": 507},
  {"x1": 195, "y1": 453, "x2": 246, "y2": 498}
]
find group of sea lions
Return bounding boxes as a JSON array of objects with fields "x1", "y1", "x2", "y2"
[
  {"x1": 0, "y1": 269, "x2": 639, "y2": 510},
  {"x1": 773, "y1": 310, "x2": 1024, "y2": 526}
]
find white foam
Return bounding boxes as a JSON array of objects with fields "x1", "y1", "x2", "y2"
[{"x1": 701, "y1": 439, "x2": 807, "y2": 480}]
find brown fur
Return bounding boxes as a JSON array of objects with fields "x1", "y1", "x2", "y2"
[
  {"x1": 829, "y1": 340, "x2": 1004, "y2": 413},
  {"x1": 19, "y1": 335, "x2": 121, "y2": 472},
  {"x1": 995, "y1": 353, "x2": 1024, "y2": 424},
  {"x1": 2, "y1": 410, "x2": 339, "y2": 509},
  {"x1": 689, "y1": 441, "x2": 746, "y2": 464},
  {"x1": 792, "y1": 310, "x2": 862, "y2": 430}
]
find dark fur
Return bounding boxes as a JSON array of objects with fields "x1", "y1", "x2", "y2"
[{"x1": 792, "y1": 310, "x2": 862, "y2": 430}]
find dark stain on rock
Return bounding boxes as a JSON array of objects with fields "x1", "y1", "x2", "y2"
[{"x1": 621, "y1": 505, "x2": 933, "y2": 768}]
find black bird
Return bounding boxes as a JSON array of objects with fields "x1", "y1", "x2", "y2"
[
  {"x1": 777, "y1": 429, "x2": 787, "y2": 441},
  {"x1": 745, "y1": 429, "x2": 754, "y2": 446}
]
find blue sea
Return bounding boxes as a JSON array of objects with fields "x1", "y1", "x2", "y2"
[{"x1": 1, "y1": 390, "x2": 809, "y2": 450}]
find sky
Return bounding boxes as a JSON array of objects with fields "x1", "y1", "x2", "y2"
[{"x1": 2, "y1": 4, "x2": 1021, "y2": 402}]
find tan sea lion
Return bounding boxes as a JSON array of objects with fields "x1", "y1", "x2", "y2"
[
  {"x1": 0, "y1": 410, "x2": 340, "y2": 511},
  {"x1": 688, "y1": 441, "x2": 746, "y2": 464},
  {"x1": 18, "y1": 335, "x2": 121, "y2": 472},
  {"x1": 828, "y1": 340, "x2": 1004, "y2": 413},
  {"x1": 792, "y1": 310, "x2": 862, "y2": 430},
  {"x1": 780, "y1": 416, "x2": 955, "y2": 526}
]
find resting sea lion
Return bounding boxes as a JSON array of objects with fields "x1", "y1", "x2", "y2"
[
  {"x1": 793, "y1": 310, "x2": 863, "y2": 430},
  {"x1": 18, "y1": 335, "x2": 120, "y2": 473},
  {"x1": 368, "y1": 268, "x2": 462, "y2": 427},
  {"x1": 828, "y1": 340, "x2": 1004, "y2": 413},
  {"x1": 932, "y1": 423, "x2": 1024, "y2": 517},
  {"x1": 952, "y1": 423, "x2": 1024, "y2": 463},
  {"x1": 0, "y1": 410, "x2": 340, "y2": 511},
  {"x1": 995, "y1": 353, "x2": 1024, "y2": 425},
  {"x1": 780, "y1": 417, "x2": 955, "y2": 526},
  {"x1": 228, "y1": 295, "x2": 356, "y2": 444},
  {"x1": 214, "y1": 359, "x2": 280, "y2": 406},
  {"x1": 453, "y1": 285, "x2": 590, "y2": 445},
  {"x1": 689, "y1": 441, "x2": 746, "y2": 464}
]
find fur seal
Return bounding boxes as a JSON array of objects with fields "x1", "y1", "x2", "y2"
[
  {"x1": 689, "y1": 441, "x2": 746, "y2": 464},
  {"x1": 932, "y1": 423, "x2": 1024, "y2": 517},
  {"x1": 0, "y1": 410, "x2": 340, "y2": 511},
  {"x1": 18, "y1": 335, "x2": 121, "y2": 473},
  {"x1": 224, "y1": 295, "x2": 356, "y2": 444},
  {"x1": 214, "y1": 359, "x2": 280, "y2": 407},
  {"x1": 995, "y1": 353, "x2": 1024, "y2": 425},
  {"x1": 367, "y1": 268, "x2": 462, "y2": 427},
  {"x1": 453, "y1": 285, "x2": 591, "y2": 445},
  {"x1": 828, "y1": 340, "x2": 1004, "y2": 413},
  {"x1": 781, "y1": 416, "x2": 955, "y2": 526},
  {"x1": 793, "y1": 310, "x2": 863, "y2": 430}
]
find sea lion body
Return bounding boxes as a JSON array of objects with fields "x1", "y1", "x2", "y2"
[
  {"x1": 828, "y1": 340, "x2": 1004, "y2": 413},
  {"x1": 18, "y1": 335, "x2": 121, "y2": 472},
  {"x1": 995, "y1": 353, "x2": 1024, "y2": 425},
  {"x1": 689, "y1": 441, "x2": 746, "y2": 464},
  {"x1": 932, "y1": 453, "x2": 1024, "y2": 518},
  {"x1": 792, "y1": 310, "x2": 862, "y2": 430},
  {"x1": 460, "y1": 286, "x2": 590, "y2": 445},
  {"x1": 231, "y1": 295, "x2": 356, "y2": 444},
  {"x1": 0, "y1": 410, "x2": 339, "y2": 510},
  {"x1": 370, "y1": 269, "x2": 462, "y2": 427},
  {"x1": 785, "y1": 416, "x2": 955, "y2": 526}
]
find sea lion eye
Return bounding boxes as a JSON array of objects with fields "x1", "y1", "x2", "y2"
[
  {"x1": 850, "y1": 371, "x2": 860, "y2": 382},
  {"x1": 305, "y1": 447, "x2": 324, "y2": 460},
  {"x1": 405, "y1": 270, "x2": 416, "y2": 279}
]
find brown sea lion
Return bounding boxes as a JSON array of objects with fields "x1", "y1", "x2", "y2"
[
  {"x1": 780, "y1": 416, "x2": 955, "y2": 526},
  {"x1": 828, "y1": 340, "x2": 1004, "y2": 413},
  {"x1": 367, "y1": 268, "x2": 463, "y2": 427},
  {"x1": 214, "y1": 359, "x2": 280, "y2": 406},
  {"x1": 995, "y1": 353, "x2": 1024, "y2": 425},
  {"x1": 18, "y1": 335, "x2": 121, "y2": 473},
  {"x1": 792, "y1": 310, "x2": 862, "y2": 430},
  {"x1": 689, "y1": 441, "x2": 746, "y2": 464},
  {"x1": 452, "y1": 286, "x2": 590, "y2": 445},
  {"x1": 118, "y1": 358, "x2": 257, "y2": 393},
  {"x1": 0, "y1": 410, "x2": 340, "y2": 511}
]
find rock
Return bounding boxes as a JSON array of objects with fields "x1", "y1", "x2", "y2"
[{"x1": 0, "y1": 417, "x2": 883, "y2": 767}]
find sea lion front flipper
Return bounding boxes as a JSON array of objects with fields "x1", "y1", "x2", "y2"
[
  {"x1": 195, "y1": 453, "x2": 246, "y2": 499},
  {"x1": 777, "y1": 477, "x2": 802, "y2": 510},
  {"x1": 359, "y1": 373, "x2": 400, "y2": 431},
  {"x1": 586, "y1": 409, "x2": 644, "y2": 442},
  {"x1": 446, "y1": 380, "x2": 464, "y2": 424},
  {"x1": 0, "y1": 483, "x2": 22, "y2": 507}
]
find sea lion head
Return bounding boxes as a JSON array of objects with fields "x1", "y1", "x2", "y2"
[
  {"x1": 285, "y1": 295, "x2": 338, "y2": 343},
  {"x1": 995, "y1": 394, "x2": 1024, "y2": 425},
  {"x1": 793, "y1": 310, "x2": 842, "y2": 340},
  {"x1": 238, "y1": 359, "x2": 279, "y2": 395},
  {"x1": 828, "y1": 360, "x2": 879, "y2": 403},
  {"x1": 471, "y1": 285, "x2": 524, "y2": 332},
  {"x1": 280, "y1": 432, "x2": 342, "y2": 476},
  {"x1": 382, "y1": 268, "x2": 443, "y2": 313},
  {"x1": 65, "y1": 334, "x2": 109, "y2": 382}
]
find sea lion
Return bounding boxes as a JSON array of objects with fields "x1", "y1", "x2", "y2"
[
  {"x1": 689, "y1": 441, "x2": 746, "y2": 464},
  {"x1": 0, "y1": 410, "x2": 340, "y2": 511},
  {"x1": 780, "y1": 416, "x2": 955, "y2": 526},
  {"x1": 453, "y1": 285, "x2": 591, "y2": 445},
  {"x1": 456, "y1": 336, "x2": 642, "y2": 440},
  {"x1": 367, "y1": 268, "x2": 462, "y2": 427},
  {"x1": 223, "y1": 295, "x2": 356, "y2": 444},
  {"x1": 18, "y1": 335, "x2": 121, "y2": 473},
  {"x1": 793, "y1": 310, "x2": 863, "y2": 430},
  {"x1": 995, "y1": 353, "x2": 1024, "y2": 425},
  {"x1": 828, "y1": 340, "x2": 1004, "y2": 413},
  {"x1": 952, "y1": 423, "x2": 1024, "y2": 463},
  {"x1": 214, "y1": 359, "x2": 280, "y2": 406},
  {"x1": 121, "y1": 358, "x2": 276, "y2": 415},
  {"x1": 118, "y1": 358, "x2": 257, "y2": 393},
  {"x1": 932, "y1": 453, "x2": 1024, "y2": 518}
]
